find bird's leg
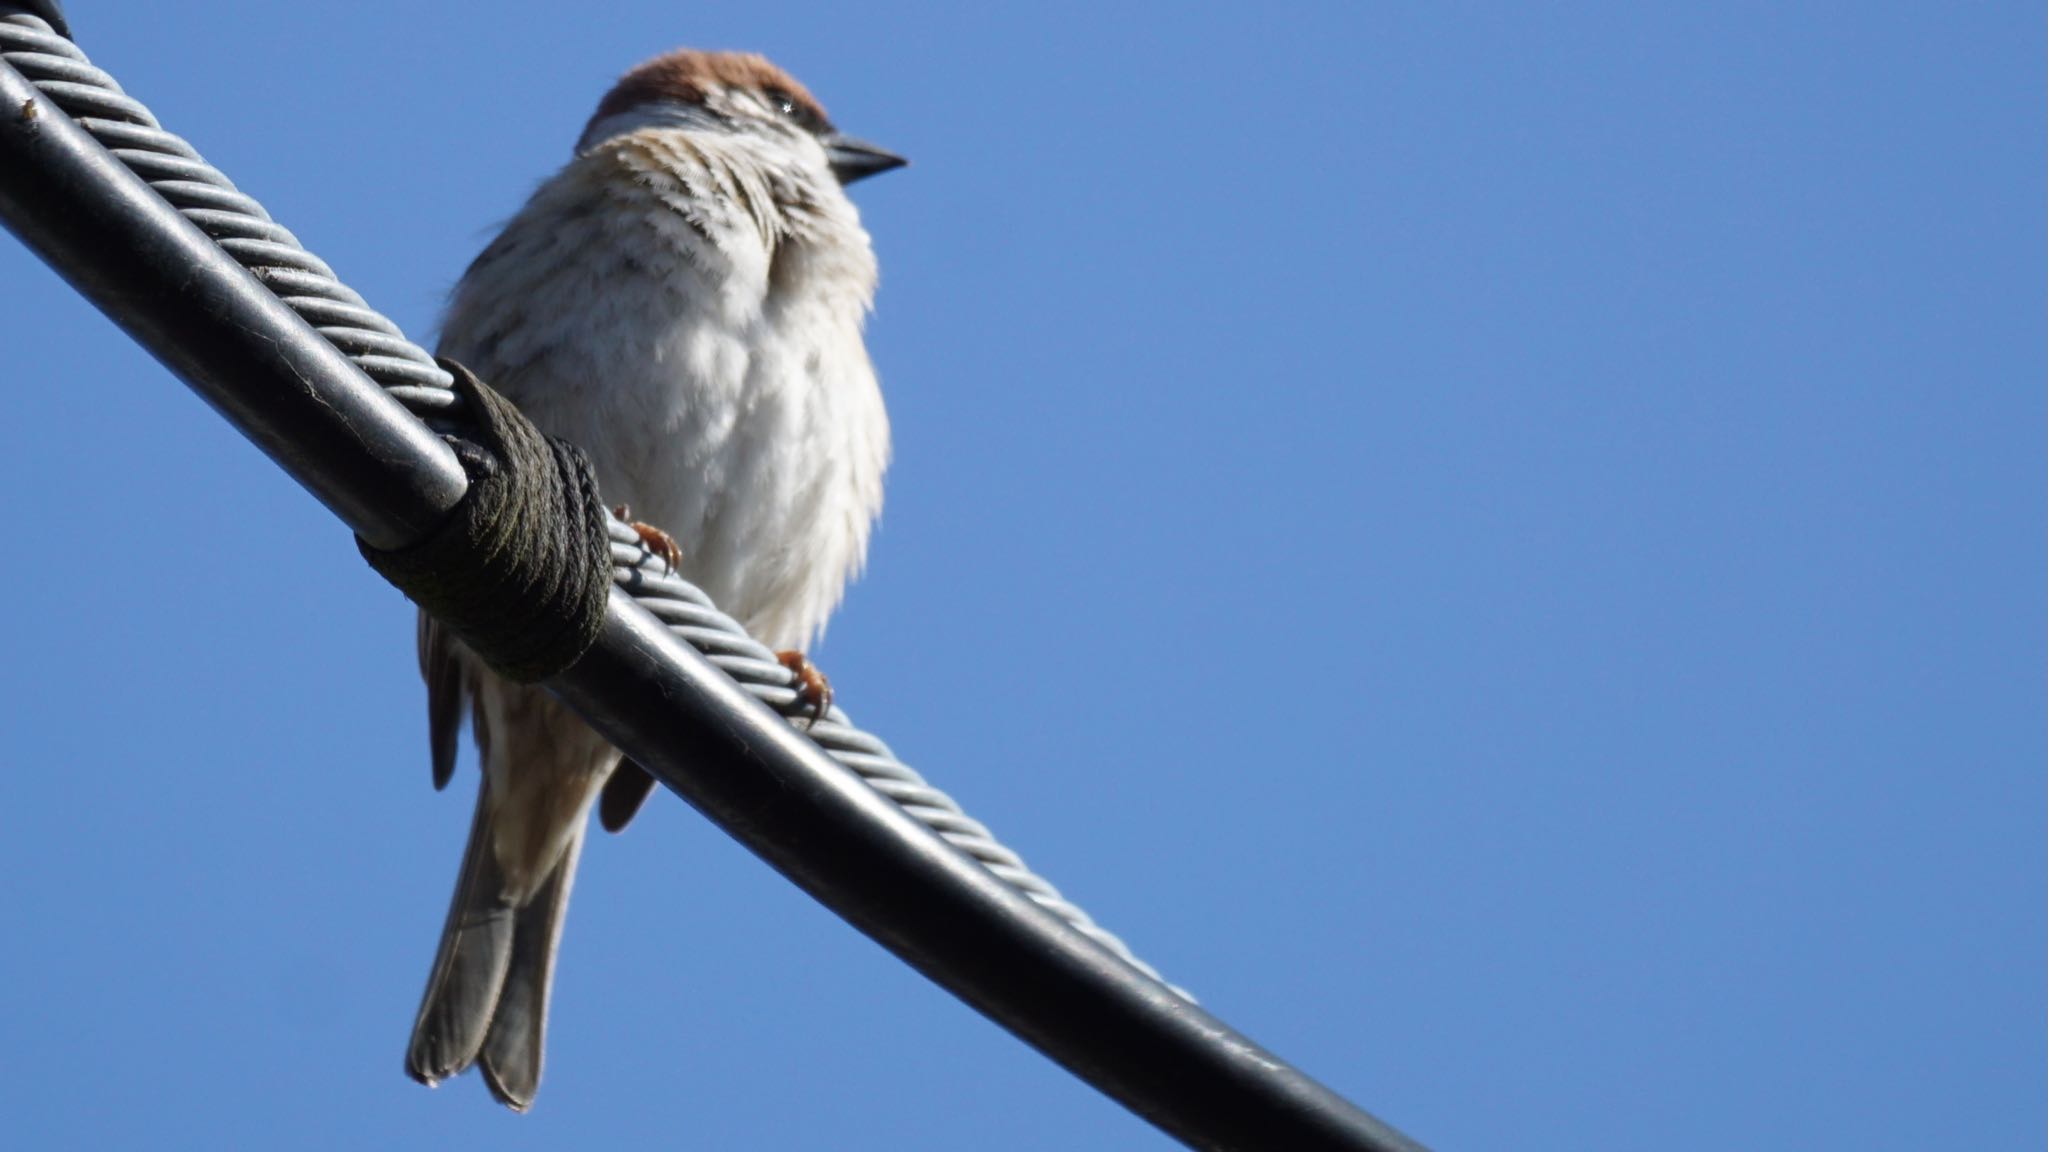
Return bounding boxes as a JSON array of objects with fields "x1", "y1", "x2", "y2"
[
  {"x1": 613, "y1": 504, "x2": 682, "y2": 574},
  {"x1": 775, "y1": 650, "x2": 833, "y2": 728}
]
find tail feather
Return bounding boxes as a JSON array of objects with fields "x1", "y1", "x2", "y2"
[
  {"x1": 407, "y1": 787, "x2": 516, "y2": 1087},
  {"x1": 409, "y1": 661, "x2": 610, "y2": 1109},
  {"x1": 478, "y1": 824, "x2": 586, "y2": 1111}
]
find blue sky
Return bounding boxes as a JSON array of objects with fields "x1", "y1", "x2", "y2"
[{"x1": 0, "y1": 2, "x2": 2039, "y2": 1148}]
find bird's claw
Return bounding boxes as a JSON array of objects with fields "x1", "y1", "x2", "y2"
[
  {"x1": 776, "y1": 650, "x2": 833, "y2": 729},
  {"x1": 614, "y1": 504, "x2": 682, "y2": 573}
]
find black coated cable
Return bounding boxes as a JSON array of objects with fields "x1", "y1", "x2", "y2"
[{"x1": 0, "y1": 13, "x2": 1431, "y2": 1151}]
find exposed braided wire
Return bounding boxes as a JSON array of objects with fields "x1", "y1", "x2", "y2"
[{"x1": 0, "y1": 11, "x2": 1183, "y2": 995}]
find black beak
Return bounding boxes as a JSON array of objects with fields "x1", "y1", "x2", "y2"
[{"x1": 822, "y1": 133, "x2": 908, "y2": 185}]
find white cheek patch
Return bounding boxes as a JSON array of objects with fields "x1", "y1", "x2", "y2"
[{"x1": 576, "y1": 101, "x2": 724, "y2": 155}]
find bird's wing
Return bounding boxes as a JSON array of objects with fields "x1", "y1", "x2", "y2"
[
  {"x1": 598, "y1": 759, "x2": 659, "y2": 832},
  {"x1": 419, "y1": 611, "x2": 467, "y2": 791}
]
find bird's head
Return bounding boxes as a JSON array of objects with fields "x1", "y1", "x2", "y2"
[{"x1": 578, "y1": 50, "x2": 906, "y2": 186}]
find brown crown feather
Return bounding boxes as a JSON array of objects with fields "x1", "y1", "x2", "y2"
[{"x1": 587, "y1": 50, "x2": 830, "y2": 133}]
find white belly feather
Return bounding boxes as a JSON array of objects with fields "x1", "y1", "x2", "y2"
[{"x1": 437, "y1": 130, "x2": 889, "y2": 652}]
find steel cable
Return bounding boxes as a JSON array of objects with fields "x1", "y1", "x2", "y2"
[{"x1": 0, "y1": 10, "x2": 1180, "y2": 994}]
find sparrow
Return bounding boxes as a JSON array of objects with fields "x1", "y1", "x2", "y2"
[{"x1": 406, "y1": 49, "x2": 901, "y2": 1110}]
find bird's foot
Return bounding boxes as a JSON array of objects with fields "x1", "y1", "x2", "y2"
[
  {"x1": 776, "y1": 650, "x2": 833, "y2": 728},
  {"x1": 614, "y1": 504, "x2": 681, "y2": 574}
]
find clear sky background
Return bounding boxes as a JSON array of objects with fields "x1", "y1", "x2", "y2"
[{"x1": 0, "y1": 3, "x2": 2039, "y2": 1149}]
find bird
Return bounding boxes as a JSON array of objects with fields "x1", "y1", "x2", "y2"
[{"x1": 405, "y1": 48, "x2": 902, "y2": 1110}]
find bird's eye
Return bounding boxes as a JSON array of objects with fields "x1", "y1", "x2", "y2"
[{"x1": 761, "y1": 88, "x2": 828, "y2": 134}]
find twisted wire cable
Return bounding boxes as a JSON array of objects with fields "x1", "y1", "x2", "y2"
[{"x1": 0, "y1": 10, "x2": 1182, "y2": 994}]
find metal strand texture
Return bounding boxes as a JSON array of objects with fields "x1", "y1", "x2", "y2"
[{"x1": 0, "y1": 11, "x2": 1179, "y2": 994}]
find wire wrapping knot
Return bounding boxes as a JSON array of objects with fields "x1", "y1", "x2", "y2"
[{"x1": 358, "y1": 358, "x2": 610, "y2": 683}]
